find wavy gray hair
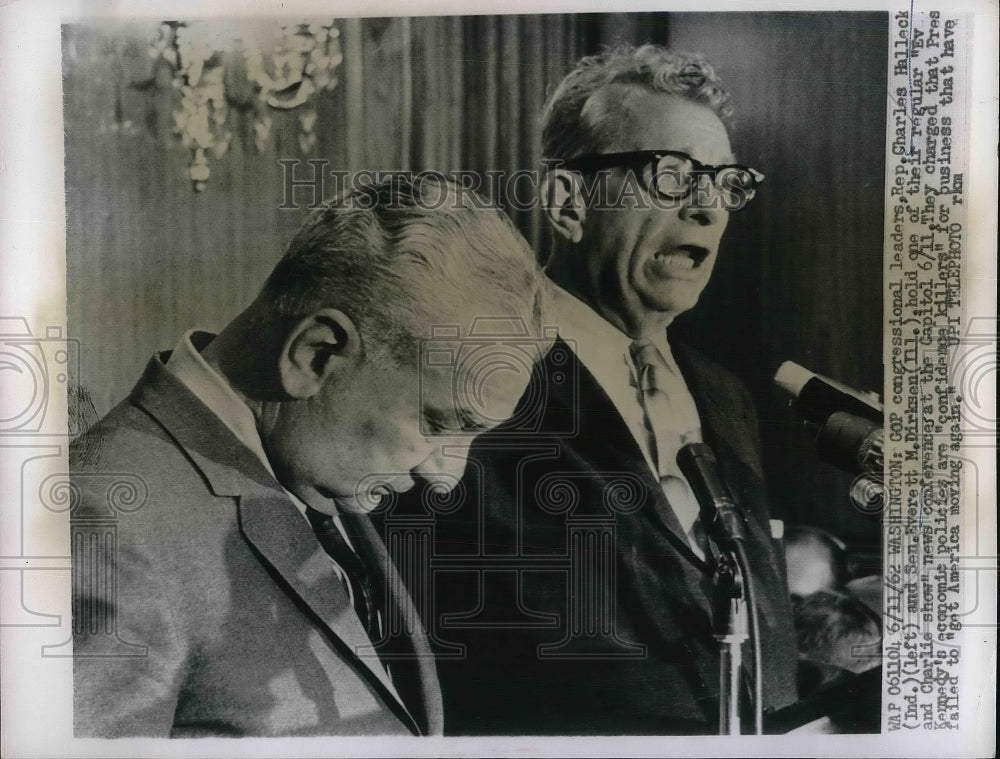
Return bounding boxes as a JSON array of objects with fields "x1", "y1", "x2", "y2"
[
  {"x1": 542, "y1": 44, "x2": 733, "y2": 161},
  {"x1": 260, "y1": 175, "x2": 544, "y2": 366}
]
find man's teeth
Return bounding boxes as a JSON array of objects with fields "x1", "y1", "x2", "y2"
[{"x1": 654, "y1": 250, "x2": 696, "y2": 269}]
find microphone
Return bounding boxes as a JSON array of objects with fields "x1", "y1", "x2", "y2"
[
  {"x1": 677, "y1": 442, "x2": 746, "y2": 550},
  {"x1": 774, "y1": 361, "x2": 882, "y2": 426},
  {"x1": 774, "y1": 361, "x2": 884, "y2": 477},
  {"x1": 816, "y1": 411, "x2": 884, "y2": 476}
]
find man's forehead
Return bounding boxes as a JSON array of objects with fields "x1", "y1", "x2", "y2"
[{"x1": 601, "y1": 87, "x2": 735, "y2": 162}]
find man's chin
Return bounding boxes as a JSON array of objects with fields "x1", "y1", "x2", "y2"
[
  {"x1": 312, "y1": 484, "x2": 375, "y2": 514},
  {"x1": 333, "y1": 493, "x2": 376, "y2": 514},
  {"x1": 338, "y1": 477, "x2": 417, "y2": 513},
  {"x1": 636, "y1": 294, "x2": 699, "y2": 326},
  {"x1": 634, "y1": 275, "x2": 701, "y2": 311}
]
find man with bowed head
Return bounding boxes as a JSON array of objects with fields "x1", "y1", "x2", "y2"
[
  {"x1": 427, "y1": 45, "x2": 799, "y2": 734},
  {"x1": 70, "y1": 176, "x2": 545, "y2": 737}
]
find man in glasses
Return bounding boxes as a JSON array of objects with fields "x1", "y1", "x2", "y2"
[{"x1": 426, "y1": 45, "x2": 798, "y2": 734}]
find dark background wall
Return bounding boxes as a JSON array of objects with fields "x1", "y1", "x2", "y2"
[{"x1": 64, "y1": 12, "x2": 886, "y2": 548}]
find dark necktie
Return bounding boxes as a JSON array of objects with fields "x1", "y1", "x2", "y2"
[{"x1": 305, "y1": 505, "x2": 381, "y2": 641}]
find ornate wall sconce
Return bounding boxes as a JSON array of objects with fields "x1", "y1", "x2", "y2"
[{"x1": 148, "y1": 20, "x2": 342, "y2": 191}]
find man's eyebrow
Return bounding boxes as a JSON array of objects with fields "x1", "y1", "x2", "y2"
[
  {"x1": 424, "y1": 405, "x2": 488, "y2": 433},
  {"x1": 676, "y1": 146, "x2": 738, "y2": 165}
]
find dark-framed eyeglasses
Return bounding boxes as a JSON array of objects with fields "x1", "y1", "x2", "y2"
[{"x1": 558, "y1": 149, "x2": 765, "y2": 211}]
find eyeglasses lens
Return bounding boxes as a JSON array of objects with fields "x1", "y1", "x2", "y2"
[
  {"x1": 652, "y1": 155, "x2": 758, "y2": 210},
  {"x1": 651, "y1": 155, "x2": 692, "y2": 198}
]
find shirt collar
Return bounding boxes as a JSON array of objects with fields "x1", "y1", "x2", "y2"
[
  {"x1": 544, "y1": 279, "x2": 634, "y2": 388},
  {"x1": 646, "y1": 327, "x2": 683, "y2": 376},
  {"x1": 164, "y1": 332, "x2": 358, "y2": 544},
  {"x1": 165, "y1": 330, "x2": 279, "y2": 481},
  {"x1": 543, "y1": 278, "x2": 682, "y2": 379}
]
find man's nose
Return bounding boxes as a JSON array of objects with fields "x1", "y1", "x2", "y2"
[
  {"x1": 678, "y1": 174, "x2": 728, "y2": 226},
  {"x1": 413, "y1": 443, "x2": 472, "y2": 489}
]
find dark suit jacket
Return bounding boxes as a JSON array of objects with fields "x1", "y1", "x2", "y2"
[
  {"x1": 398, "y1": 338, "x2": 798, "y2": 735},
  {"x1": 70, "y1": 354, "x2": 443, "y2": 737}
]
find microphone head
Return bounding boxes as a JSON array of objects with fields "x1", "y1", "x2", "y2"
[
  {"x1": 676, "y1": 442, "x2": 745, "y2": 547},
  {"x1": 676, "y1": 441, "x2": 717, "y2": 466},
  {"x1": 773, "y1": 361, "x2": 883, "y2": 425},
  {"x1": 815, "y1": 411, "x2": 884, "y2": 474},
  {"x1": 676, "y1": 442, "x2": 736, "y2": 511},
  {"x1": 774, "y1": 361, "x2": 814, "y2": 398}
]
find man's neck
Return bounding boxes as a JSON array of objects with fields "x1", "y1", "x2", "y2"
[
  {"x1": 544, "y1": 260, "x2": 674, "y2": 340},
  {"x1": 199, "y1": 310, "x2": 286, "y2": 438},
  {"x1": 202, "y1": 309, "x2": 278, "y2": 398}
]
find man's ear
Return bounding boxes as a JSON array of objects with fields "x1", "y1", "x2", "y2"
[
  {"x1": 279, "y1": 308, "x2": 361, "y2": 399},
  {"x1": 540, "y1": 168, "x2": 586, "y2": 244}
]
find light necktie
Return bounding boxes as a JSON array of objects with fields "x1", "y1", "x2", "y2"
[{"x1": 629, "y1": 340, "x2": 711, "y2": 559}]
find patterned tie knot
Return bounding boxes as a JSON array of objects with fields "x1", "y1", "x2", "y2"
[
  {"x1": 629, "y1": 339, "x2": 665, "y2": 393},
  {"x1": 629, "y1": 338, "x2": 702, "y2": 448}
]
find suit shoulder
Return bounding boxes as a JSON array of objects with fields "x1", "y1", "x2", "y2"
[
  {"x1": 71, "y1": 397, "x2": 167, "y2": 470},
  {"x1": 675, "y1": 344, "x2": 756, "y2": 411},
  {"x1": 69, "y1": 399, "x2": 225, "y2": 533},
  {"x1": 72, "y1": 393, "x2": 214, "y2": 472},
  {"x1": 676, "y1": 343, "x2": 743, "y2": 387}
]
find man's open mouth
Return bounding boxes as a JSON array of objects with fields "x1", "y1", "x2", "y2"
[{"x1": 653, "y1": 245, "x2": 710, "y2": 269}]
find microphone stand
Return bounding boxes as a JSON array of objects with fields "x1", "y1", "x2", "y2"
[
  {"x1": 677, "y1": 442, "x2": 764, "y2": 736},
  {"x1": 711, "y1": 544, "x2": 748, "y2": 735}
]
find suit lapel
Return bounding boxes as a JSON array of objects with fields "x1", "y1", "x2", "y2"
[
  {"x1": 340, "y1": 511, "x2": 444, "y2": 736},
  {"x1": 543, "y1": 340, "x2": 716, "y2": 679},
  {"x1": 128, "y1": 354, "x2": 418, "y2": 731},
  {"x1": 546, "y1": 339, "x2": 711, "y2": 570},
  {"x1": 543, "y1": 338, "x2": 793, "y2": 709},
  {"x1": 675, "y1": 345, "x2": 804, "y2": 707},
  {"x1": 236, "y1": 490, "x2": 412, "y2": 726},
  {"x1": 672, "y1": 343, "x2": 757, "y2": 482}
]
